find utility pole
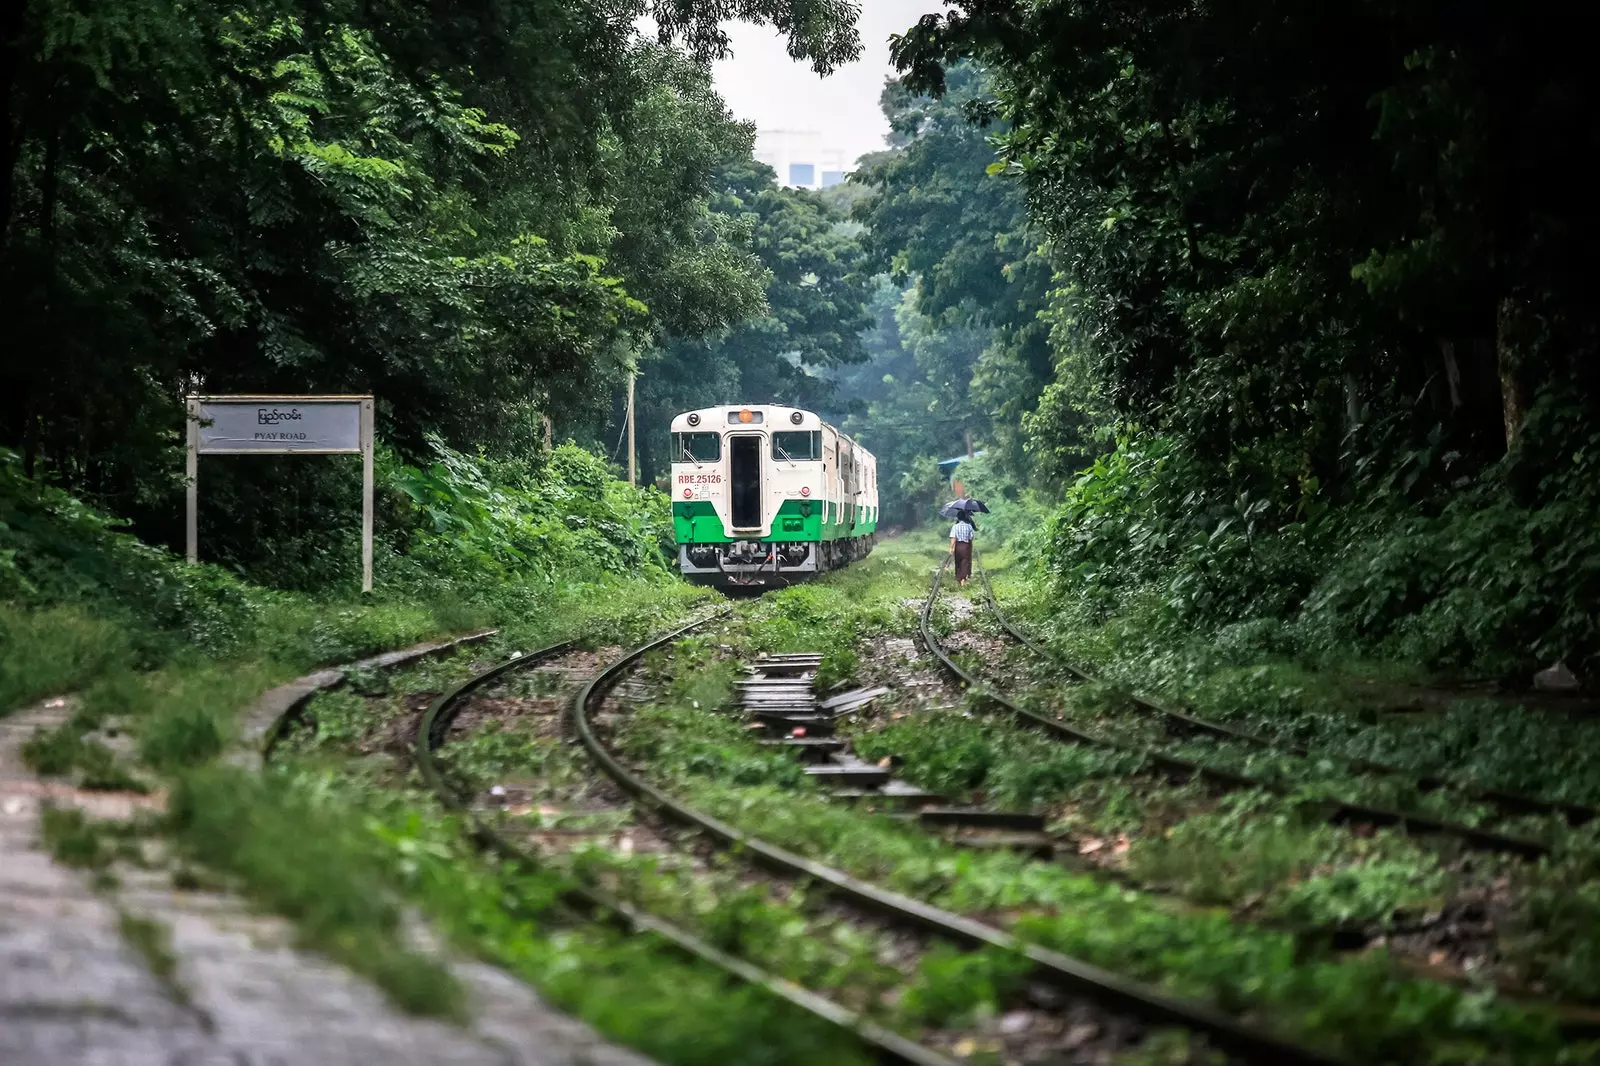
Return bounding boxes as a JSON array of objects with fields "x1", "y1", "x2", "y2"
[
  {"x1": 964, "y1": 428, "x2": 974, "y2": 459},
  {"x1": 626, "y1": 372, "x2": 636, "y2": 487}
]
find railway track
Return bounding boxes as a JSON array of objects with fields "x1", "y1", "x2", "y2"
[
  {"x1": 246, "y1": 582, "x2": 1587, "y2": 1061},
  {"x1": 935, "y1": 557, "x2": 1600, "y2": 1034},
  {"x1": 407, "y1": 618, "x2": 963, "y2": 1066},
  {"x1": 740, "y1": 653, "x2": 1060, "y2": 856},
  {"x1": 567, "y1": 612, "x2": 1345, "y2": 1066},
  {"x1": 973, "y1": 561, "x2": 1600, "y2": 830},
  {"x1": 918, "y1": 556, "x2": 1555, "y2": 860}
]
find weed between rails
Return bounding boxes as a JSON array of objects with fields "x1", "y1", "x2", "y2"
[
  {"x1": 982, "y1": 562, "x2": 1600, "y2": 1000},
  {"x1": 255, "y1": 630, "x2": 900, "y2": 1065},
  {"x1": 618, "y1": 544, "x2": 1595, "y2": 1063}
]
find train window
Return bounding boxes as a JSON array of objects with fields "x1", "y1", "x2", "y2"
[
  {"x1": 674, "y1": 432, "x2": 721, "y2": 463},
  {"x1": 771, "y1": 431, "x2": 822, "y2": 461}
]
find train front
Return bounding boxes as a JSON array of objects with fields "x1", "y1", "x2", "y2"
[{"x1": 670, "y1": 405, "x2": 825, "y2": 587}]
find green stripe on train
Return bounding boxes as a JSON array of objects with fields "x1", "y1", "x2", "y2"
[{"x1": 674, "y1": 499, "x2": 847, "y2": 544}]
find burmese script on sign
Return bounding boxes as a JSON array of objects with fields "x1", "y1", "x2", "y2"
[{"x1": 196, "y1": 401, "x2": 363, "y2": 454}]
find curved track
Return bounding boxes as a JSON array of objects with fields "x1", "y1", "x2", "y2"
[
  {"x1": 919, "y1": 556, "x2": 1553, "y2": 859},
  {"x1": 568, "y1": 610, "x2": 1345, "y2": 1066},
  {"x1": 974, "y1": 562, "x2": 1599, "y2": 828},
  {"x1": 408, "y1": 618, "x2": 960, "y2": 1066}
]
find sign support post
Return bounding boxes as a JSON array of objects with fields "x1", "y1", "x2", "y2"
[
  {"x1": 186, "y1": 396, "x2": 200, "y2": 565},
  {"x1": 626, "y1": 372, "x2": 637, "y2": 487},
  {"x1": 360, "y1": 397, "x2": 374, "y2": 593},
  {"x1": 185, "y1": 394, "x2": 375, "y2": 593}
]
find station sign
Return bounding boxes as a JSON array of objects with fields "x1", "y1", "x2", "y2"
[
  {"x1": 195, "y1": 399, "x2": 363, "y2": 454},
  {"x1": 186, "y1": 395, "x2": 375, "y2": 591}
]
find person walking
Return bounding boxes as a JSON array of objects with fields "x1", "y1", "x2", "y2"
[{"x1": 949, "y1": 512, "x2": 977, "y2": 586}]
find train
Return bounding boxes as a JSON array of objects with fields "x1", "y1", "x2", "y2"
[{"x1": 670, "y1": 404, "x2": 878, "y2": 586}]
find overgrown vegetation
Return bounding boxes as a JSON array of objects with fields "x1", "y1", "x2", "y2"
[
  {"x1": 866, "y1": 8, "x2": 1600, "y2": 682},
  {"x1": 598, "y1": 567, "x2": 1592, "y2": 1064},
  {"x1": 8, "y1": 0, "x2": 1600, "y2": 1060}
]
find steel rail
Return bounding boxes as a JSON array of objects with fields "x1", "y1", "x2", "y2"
[
  {"x1": 412, "y1": 619, "x2": 957, "y2": 1066},
  {"x1": 963, "y1": 563, "x2": 1600, "y2": 1035},
  {"x1": 571, "y1": 610, "x2": 1345, "y2": 1066},
  {"x1": 923, "y1": 557, "x2": 1551, "y2": 859},
  {"x1": 972, "y1": 556, "x2": 1598, "y2": 831}
]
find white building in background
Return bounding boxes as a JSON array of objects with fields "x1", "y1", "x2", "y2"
[{"x1": 754, "y1": 129, "x2": 851, "y2": 191}]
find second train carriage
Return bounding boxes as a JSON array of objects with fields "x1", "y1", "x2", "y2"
[{"x1": 670, "y1": 404, "x2": 878, "y2": 586}]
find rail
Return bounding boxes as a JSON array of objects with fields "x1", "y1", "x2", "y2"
[
  {"x1": 973, "y1": 559, "x2": 1598, "y2": 827},
  {"x1": 411, "y1": 618, "x2": 959, "y2": 1066},
  {"x1": 570, "y1": 606, "x2": 1345, "y2": 1066},
  {"x1": 920, "y1": 555, "x2": 1551, "y2": 859}
]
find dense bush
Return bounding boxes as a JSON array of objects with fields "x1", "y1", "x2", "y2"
[
  {"x1": 0, "y1": 441, "x2": 678, "y2": 710},
  {"x1": 387, "y1": 440, "x2": 673, "y2": 585},
  {"x1": 1042, "y1": 398, "x2": 1600, "y2": 679}
]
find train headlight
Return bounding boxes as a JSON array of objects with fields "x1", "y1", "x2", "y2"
[
  {"x1": 790, "y1": 411, "x2": 803, "y2": 425},
  {"x1": 738, "y1": 408, "x2": 753, "y2": 423},
  {"x1": 800, "y1": 486, "x2": 810, "y2": 497},
  {"x1": 686, "y1": 412, "x2": 700, "y2": 426}
]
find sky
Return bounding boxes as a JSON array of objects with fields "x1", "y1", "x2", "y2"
[{"x1": 709, "y1": 2, "x2": 942, "y2": 169}]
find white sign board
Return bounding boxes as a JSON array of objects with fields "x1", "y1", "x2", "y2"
[
  {"x1": 196, "y1": 400, "x2": 362, "y2": 454},
  {"x1": 186, "y1": 395, "x2": 375, "y2": 591}
]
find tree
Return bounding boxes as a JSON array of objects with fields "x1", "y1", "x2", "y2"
[
  {"x1": 632, "y1": 158, "x2": 872, "y2": 481},
  {"x1": 893, "y1": 0, "x2": 1600, "y2": 491},
  {"x1": 0, "y1": 0, "x2": 864, "y2": 577},
  {"x1": 851, "y1": 63, "x2": 1054, "y2": 474}
]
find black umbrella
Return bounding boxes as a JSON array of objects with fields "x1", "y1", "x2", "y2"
[{"x1": 939, "y1": 498, "x2": 990, "y2": 519}]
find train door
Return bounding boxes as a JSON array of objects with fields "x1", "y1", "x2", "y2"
[{"x1": 729, "y1": 435, "x2": 762, "y2": 529}]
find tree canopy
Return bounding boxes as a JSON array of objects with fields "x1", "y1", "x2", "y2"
[{"x1": 1, "y1": 0, "x2": 863, "y2": 567}]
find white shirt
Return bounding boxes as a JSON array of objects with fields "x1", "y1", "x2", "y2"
[{"x1": 950, "y1": 521, "x2": 975, "y2": 543}]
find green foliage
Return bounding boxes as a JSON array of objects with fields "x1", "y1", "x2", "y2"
[
  {"x1": 40, "y1": 807, "x2": 114, "y2": 870},
  {"x1": 673, "y1": 781, "x2": 1577, "y2": 1063},
  {"x1": 0, "y1": 603, "x2": 136, "y2": 712},
  {"x1": 390, "y1": 440, "x2": 674, "y2": 583},
  {"x1": 1129, "y1": 795, "x2": 1450, "y2": 928},
  {"x1": 631, "y1": 157, "x2": 872, "y2": 482},
  {"x1": 1036, "y1": 401, "x2": 1600, "y2": 677},
  {"x1": 897, "y1": 945, "x2": 1030, "y2": 1028},
  {"x1": 2, "y1": 0, "x2": 865, "y2": 581},
  {"x1": 169, "y1": 765, "x2": 467, "y2": 1020},
  {"x1": 139, "y1": 704, "x2": 225, "y2": 771},
  {"x1": 376, "y1": 810, "x2": 879, "y2": 1066},
  {"x1": 0, "y1": 439, "x2": 688, "y2": 720},
  {"x1": 882, "y1": 2, "x2": 1600, "y2": 682},
  {"x1": 22, "y1": 720, "x2": 146, "y2": 791},
  {"x1": 1515, "y1": 871, "x2": 1600, "y2": 1001},
  {"x1": 849, "y1": 64, "x2": 1055, "y2": 481}
]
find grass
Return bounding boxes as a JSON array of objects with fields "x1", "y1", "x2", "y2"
[
  {"x1": 40, "y1": 806, "x2": 115, "y2": 869},
  {"x1": 0, "y1": 602, "x2": 135, "y2": 713},
  {"x1": 261, "y1": 695, "x2": 896, "y2": 1064},
  {"x1": 978, "y1": 556, "x2": 1600, "y2": 1000},
  {"x1": 676, "y1": 783, "x2": 1579, "y2": 1064},
  {"x1": 117, "y1": 910, "x2": 189, "y2": 1006},
  {"x1": 275, "y1": 607, "x2": 1101, "y2": 1061},
  {"x1": 592, "y1": 544, "x2": 1598, "y2": 1064},
  {"x1": 167, "y1": 764, "x2": 469, "y2": 1022}
]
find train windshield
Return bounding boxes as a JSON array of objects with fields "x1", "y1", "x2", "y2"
[
  {"x1": 771, "y1": 431, "x2": 822, "y2": 461},
  {"x1": 674, "y1": 432, "x2": 722, "y2": 463}
]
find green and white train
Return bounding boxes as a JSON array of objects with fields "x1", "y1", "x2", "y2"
[{"x1": 671, "y1": 404, "x2": 878, "y2": 587}]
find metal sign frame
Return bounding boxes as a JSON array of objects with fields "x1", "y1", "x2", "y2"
[{"x1": 185, "y1": 394, "x2": 376, "y2": 592}]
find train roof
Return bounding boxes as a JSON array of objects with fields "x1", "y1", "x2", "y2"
[{"x1": 668, "y1": 405, "x2": 870, "y2": 457}]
